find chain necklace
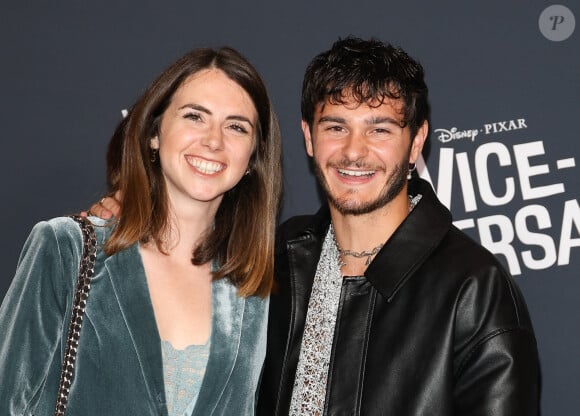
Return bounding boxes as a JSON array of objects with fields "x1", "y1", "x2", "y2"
[
  {"x1": 336, "y1": 194, "x2": 421, "y2": 267},
  {"x1": 337, "y1": 244, "x2": 383, "y2": 266}
]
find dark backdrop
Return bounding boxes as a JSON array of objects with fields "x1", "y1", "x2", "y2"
[{"x1": 1, "y1": 2, "x2": 578, "y2": 414}]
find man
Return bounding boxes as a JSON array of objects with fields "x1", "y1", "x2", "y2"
[{"x1": 257, "y1": 37, "x2": 540, "y2": 415}]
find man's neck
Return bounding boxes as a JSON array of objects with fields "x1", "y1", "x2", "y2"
[{"x1": 330, "y1": 191, "x2": 411, "y2": 275}]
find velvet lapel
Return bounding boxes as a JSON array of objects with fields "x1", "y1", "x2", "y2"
[
  {"x1": 193, "y1": 278, "x2": 245, "y2": 415},
  {"x1": 104, "y1": 244, "x2": 166, "y2": 412}
]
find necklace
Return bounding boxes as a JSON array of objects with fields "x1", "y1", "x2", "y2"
[
  {"x1": 335, "y1": 194, "x2": 422, "y2": 267},
  {"x1": 337, "y1": 243, "x2": 383, "y2": 266}
]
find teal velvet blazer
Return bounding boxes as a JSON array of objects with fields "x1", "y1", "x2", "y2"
[{"x1": 0, "y1": 217, "x2": 269, "y2": 415}]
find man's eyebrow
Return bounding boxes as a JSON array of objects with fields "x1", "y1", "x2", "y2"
[
  {"x1": 317, "y1": 116, "x2": 403, "y2": 126},
  {"x1": 366, "y1": 116, "x2": 403, "y2": 126},
  {"x1": 318, "y1": 116, "x2": 346, "y2": 124}
]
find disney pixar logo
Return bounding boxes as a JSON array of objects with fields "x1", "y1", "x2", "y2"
[{"x1": 434, "y1": 118, "x2": 528, "y2": 144}]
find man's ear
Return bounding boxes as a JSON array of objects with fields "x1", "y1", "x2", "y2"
[
  {"x1": 409, "y1": 121, "x2": 428, "y2": 164},
  {"x1": 150, "y1": 136, "x2": 160, "y2": 150},
  {"x1": 301, "y1": 120, "x2": 314, "y2": 157}
]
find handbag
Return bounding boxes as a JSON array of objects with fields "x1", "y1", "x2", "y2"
[{"x1": 54, "y1": 215, "x2": 98, "y2": 416}]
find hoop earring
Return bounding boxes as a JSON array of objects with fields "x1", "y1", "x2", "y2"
[{"x1": 407, "y1": 163, "x2": 416, "y2": 180}]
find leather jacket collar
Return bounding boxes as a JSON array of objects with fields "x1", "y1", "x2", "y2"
[{"x1": 279, "y1": 178, "x2": 452, "y2": 301}]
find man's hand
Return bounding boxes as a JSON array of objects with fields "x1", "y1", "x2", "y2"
[{"x1": 81, "y1": 191, "x2": 122, "y2": 220}]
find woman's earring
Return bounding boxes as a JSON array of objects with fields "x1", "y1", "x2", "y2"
[
  {"x1": 150, "y1": 137, "x2": 160, "y2": 163},
  {"x1": 407, "y1": 163, "x2": 416, "y2": 180},
  {"x1": 150, "y1": 148, "x2": 158, "y2": 163},
  {"x1": 245, "y1": 168, "x2": 251, "y2": 176}
]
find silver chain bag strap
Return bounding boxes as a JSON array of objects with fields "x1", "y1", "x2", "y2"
[{"x1": 54, "y1": 215, "x2": 97, "y2": 416}]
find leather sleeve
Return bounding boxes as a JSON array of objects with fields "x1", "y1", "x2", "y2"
[
  {"x1": 453, "y1": 265, "x2": 540, "y2": 416},
  {"x1": 455, "y1": 328, "x2": 540, "y2": 415}
]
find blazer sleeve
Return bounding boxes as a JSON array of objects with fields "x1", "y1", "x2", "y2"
[
  {"x1": 453, "y1": 267, "x2": 541, "y2": 416},
  {"x1": 0, "y1": 219, "x2": 80, "y2": 414}
]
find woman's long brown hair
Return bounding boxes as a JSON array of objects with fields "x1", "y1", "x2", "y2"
[{"x1": 105, "y1": 47, "x2": 282, "y2": 297}]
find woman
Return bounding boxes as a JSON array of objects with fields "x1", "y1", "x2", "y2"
[{"x1": 0, "y1": 47, "x2": 282, "y2": 415}]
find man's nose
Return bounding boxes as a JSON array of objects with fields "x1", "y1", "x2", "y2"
[{"x1": 341, "y1": 132, "x2": 368, "y2": 161}]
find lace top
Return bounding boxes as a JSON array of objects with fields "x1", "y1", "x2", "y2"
[
  {"x1": 161, "y1": 339, "x2": 211, "y2": 416},
  {"x1": 289, "y1": 226, "x2": 343, "y2": 415}
]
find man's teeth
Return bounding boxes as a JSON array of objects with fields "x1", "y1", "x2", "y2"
[
  {"x1": 187, "y1": 157, "x2": 224, "y2": 174},
  {"x1": 338, "y1": 169, "x2": 374, "y2": 177}
]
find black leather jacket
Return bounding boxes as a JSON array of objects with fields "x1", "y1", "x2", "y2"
[{"x1": 258, "y1": 178, "x2": 540, "y2": 415}]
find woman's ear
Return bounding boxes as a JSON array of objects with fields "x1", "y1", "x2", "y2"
[{"x1": 150, "y1": 136, "x2": 160, "y2": 150}]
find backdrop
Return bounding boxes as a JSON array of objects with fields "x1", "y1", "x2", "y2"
[{"x1": 1, "y1": 1, "x2": 578, "y2": 414}]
